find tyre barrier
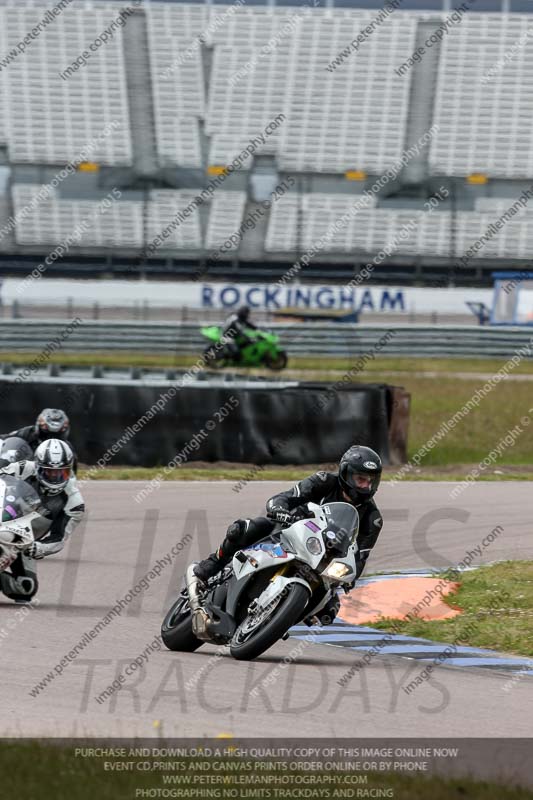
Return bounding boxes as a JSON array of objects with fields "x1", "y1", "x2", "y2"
[{"x1": 0, "y1": 373, "x2": 410, "y2": 466}]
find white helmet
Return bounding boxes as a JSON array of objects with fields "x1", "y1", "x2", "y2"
[{"x1": 34, "y1": 439, "x2": 74, "y2": 494}]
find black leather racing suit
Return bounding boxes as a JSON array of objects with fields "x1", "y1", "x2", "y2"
[
  {"x1": 213, "y1": 471, "x2": 383, "y2": 622},
  {"x1": 266, "y1": 471, "x2": 383, "y2": 581},
  {"x1": 222, "y1": 313, "x2": 258, "y2": 360}
]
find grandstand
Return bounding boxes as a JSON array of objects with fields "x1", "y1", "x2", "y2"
[{"x1": 0, "y1": 0, "x2": 533, "y2": 285}]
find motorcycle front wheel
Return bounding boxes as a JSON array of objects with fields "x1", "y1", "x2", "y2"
[
  {"x1": 203, "y1": 345, "x2": 227, "y2": 370},
  {"x1": 264, "y1": 350, "x2": 288, "y2": 371},
  {"x1": 229, "y1": 582, "x2": 309, "y2": 661},
  {"x1": 161, "y1": 594, "x2": 203, "y2": 652}
]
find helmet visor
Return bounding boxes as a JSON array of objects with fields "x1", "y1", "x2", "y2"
[
  {"x1": 40, "y1": 466, "x2": 71, "y2": 485},
  {"x1": 342, "y1": 467, "x2": 380, "y2": 496}
]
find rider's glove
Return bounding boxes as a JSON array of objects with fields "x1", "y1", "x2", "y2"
[
  {"x1": 268, "y1": 507, "x2": 293, "y2": 526},
  {"x1": 290, "y1": 506, "x2": 313, "y2": 523},
  {"x1": 268, "y1": 506, "x2": 312, "y2": 526}
]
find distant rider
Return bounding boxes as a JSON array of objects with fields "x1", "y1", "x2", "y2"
[
  {"x1": 0, "y1": 408, "x2": 77, "y2": 471},
  {"x1": 222, "y1": 305, "x2": 258, "y2": 362},
  {"x1": 193, "y1": 445, "x2": 384, "y2": 624},
  {"x1": 0, "y1": 408, "x2": 74, "y2": 453},
  {"x1": 0, "y1": 439, "x2": 85, "y2": 602},
  {"x1": 0, "y1": 436, "x2": 33, "y2": 468}
]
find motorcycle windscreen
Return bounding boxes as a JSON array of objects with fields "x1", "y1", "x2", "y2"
[
  {"x1": 0, "y1": 476, "x2": 41, "y2": 522},
  {"x1": 321, "y1": 502, "x2": 359, "y2": 556}
]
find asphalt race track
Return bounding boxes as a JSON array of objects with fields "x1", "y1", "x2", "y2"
[{"x1": 2, "y1": 481, "x2": 532, "y2": 740}]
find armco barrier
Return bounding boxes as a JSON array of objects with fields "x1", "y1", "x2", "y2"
[
  {"x1": 0, "y1": 374, "x2": 410, "y2": 466},
  {"x1": 0, "y1": 319, "x2": 532, "y2": 358}
]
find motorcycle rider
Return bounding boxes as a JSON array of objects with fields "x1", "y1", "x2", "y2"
[
  {"x1": 0, "y1": 408, "x2": 73, "y2": 453},
  {"x1": 0, "y1": 438, "x2": 84, "y2": 602},
  {"x1": 193, "y1": 445, "x2": 383, "y2": 624},
  {"x1": 0, "y1": 436, "x2": 33, "y2": 468},
  {"x1": 0, "y1": 408, "x2": 77, "y2": 471},
  {"x1": 222, "y1": 305, "x2": 258, "y2": 362}
]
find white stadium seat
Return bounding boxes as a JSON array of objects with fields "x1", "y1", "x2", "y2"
[
  {"x1": 266, "y1": 193, "x2": 533, "y2": 259},
  {"x1": 3, "y1": 3, "x2": 533, "y2": 257},
  {"x1": 430, "y1": 15, "x2": 533, "y2": 177},
  {"x1": 12, "y1": 185, "x2": 203, "y2": 250},
  {"x1": 205, "y1": 191, "x2": 247, "y2": 251},
  {"x1": 0, "y1": 5, "x2": 132, "y2": 165},
  {"x1": 147, "y1": 190, "x2": 202, "y2": 250},
  {"x1": 146, "y1": 3, "x2": 206, "y2": 168}
]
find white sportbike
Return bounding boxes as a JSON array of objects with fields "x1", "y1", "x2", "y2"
[
  {"x1": 162, "y1": 501, "x2": 359, "y2": 661},
  {"x1": 0, "y1": 475, "x2": 41, "y2": 576}
]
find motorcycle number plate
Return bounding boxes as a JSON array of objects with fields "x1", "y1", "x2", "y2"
[{"x1": 247, "y1": 543, "x2": 288, "y2": 559}]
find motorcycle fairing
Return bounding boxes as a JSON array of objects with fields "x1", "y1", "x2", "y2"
[{"x1": 226, "y1": 547, "x2": 297, "y2": 618}]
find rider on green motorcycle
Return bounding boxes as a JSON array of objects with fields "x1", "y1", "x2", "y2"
[{"x1": 223, "y1": 306, "x2": 257, "y2": 362}]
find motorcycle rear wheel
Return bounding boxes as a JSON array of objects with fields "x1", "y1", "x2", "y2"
[
  {"x1": 161, "y1": 595, "x2": 203, "y2": 652},
  {"x1": 229, "y1": 582, "x2": 309, "y2": 661}
]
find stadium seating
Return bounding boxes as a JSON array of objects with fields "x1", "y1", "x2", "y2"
[
  {"x1": 204, "y1": 7, "x2": 417, "y2": 173},
  {"x1": 474, "y1": 197, "x2": 533, "y2": 214},
  {"x1": 265, "y1": 193, "x2": 377, "y2": 252},
  {"x1": 0, "y1": 6, "x2": 132, "y2": 165},
  {"x1": 2, "y1": 3, "x2": 532, "y2": 177},
  {"x1": 14, "y1": 179, "x2": 533, "y2": 258},
  {"x1": 278, "y1": 12, "x2": 417, "y2": 173},
  {"x1": 206, "y1": 8, "x2": 294, "y2": 166},
  {"x1": 12, "y1": 185, "x2": 205, "y2": 250},
  {"x1": 2, "y1": 2, "x2": 533, "y2": 263},
  {"x1": 12, "y1": 184, "x2": 143, "y2": 247},
  {"x1": 266, "y1": 194, "x2": 533, "y2": 259},
  {"x1": 430, "y1": 14, "x2": 533, "y2": 177},
  {"x1": 147, "y1": 190, "x2": 202, "y2": 250},
  {"x1": 146, "y1": 3, "x2": 205, "y2": 168},
  {"x1": 205, "y1": 191, "x2": 247, "y2": 251}
]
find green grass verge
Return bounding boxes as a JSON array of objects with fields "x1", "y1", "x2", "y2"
[
  {"x1": 77, "y1": 465, "x2": 533, "y2": 482},
  {"x1": 1, "y1": 742, "x2": 532, "y2": 799},
  {"x1": 389, "y1": 374, "x2": 533, "y2": 466},
  {"x1": 3, "y1": 351, "x2": 533, "y2": 375},
  {"x1": 4, "y1": 352, "x2": 533, "y2": 468},
  {"x1": 372, "y1": 561, "x2": 533, "y2": 658}
]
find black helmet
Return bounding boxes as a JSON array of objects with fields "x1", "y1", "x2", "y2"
[
  {"x1": 34, "y1": 439, "x2": 74, "y2": 494},
  {"x1": 35, "y1": 408, "x2": 70, "y2": 440},
  {"x1": 0, "y1": 436, "x2": 33, "y2": 465},
  {"x1": 237, "y1": 305, "x2": 250, "y2": 322},
  {"x1": 338, "y1": 445, "x2": 382, "y2": 505}
]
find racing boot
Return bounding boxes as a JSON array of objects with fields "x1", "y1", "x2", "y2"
[
  {"x1": 193, "y1": 520, "x2": 247, "y2": 584},
  {"x1": 193, "y1": 549, "x2": 229, "y2": 583}
]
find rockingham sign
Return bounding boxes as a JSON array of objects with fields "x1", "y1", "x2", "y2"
[
  {"x1": 4, "y1": 278, "x2": 491, "y2": 315},
  {"x1": 201, "y1": 283, "x2": 406, "y2": 313}
]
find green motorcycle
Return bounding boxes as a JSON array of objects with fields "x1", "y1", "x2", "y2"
[{"x1": 201, "y1": 326, "x2": 288, "y2": 371}]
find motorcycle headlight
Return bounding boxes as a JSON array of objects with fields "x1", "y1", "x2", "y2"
[
  {"x1": 324, "y1": 561, "x2": 352, "y2": 580},
  {"x1": 306, "y1": 536, "x2": 322, "y2": 556}
]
